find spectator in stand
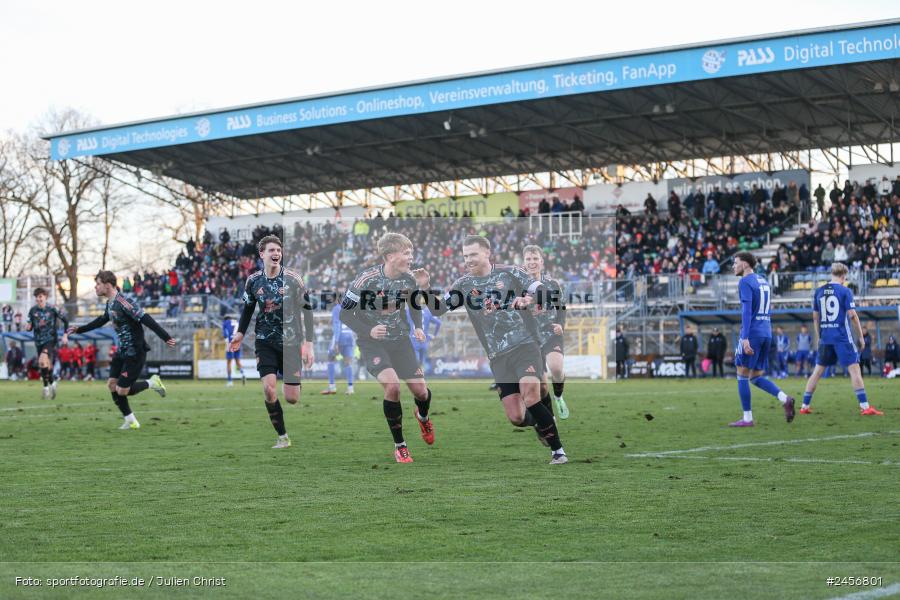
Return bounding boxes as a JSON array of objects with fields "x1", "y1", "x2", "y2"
[
  {"x1": 538, "y1": 197, "x2": 551, "y2": 214},
  {"x1": 1, "y1": 304, "x2": 11, "y2": 332},
  {"x1": 14, "y1": 310, "x2": 22, "y2": 332},
  {"x1": 570, "y1": 194, "x2": 585, "y2": 214},
  {"x1": 219, "y1": 228, "x2": 231, "y2": 244},
  {"x1": 814, "y1": 183, "x2": 826, "y2": 218},
  {"x1": 5, "y1": 341, "x2": 24, "y2": 380},
  {"x1": 834, "y1": 242, "x2": 849, "y2": 263},
  {"x1": 644, "y1": 193, "x2": 658, "y2": 215},
  {"x1": 667, "y1": 191, "x2": 681, "y2": 221},
  {"x1": 550, "y1": 197, "x2": 565, "y2": 213},
  {"x1": 702, "y1": 254, "x2": 720, "y2": 275}
]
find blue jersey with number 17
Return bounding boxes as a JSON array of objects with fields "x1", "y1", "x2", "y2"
[
  {"x1": 738, "y1": 273, "x2": 773, "y2": 339},
  {"x1": 813, "y1": 283, "x2": 855, "y2": 344}
]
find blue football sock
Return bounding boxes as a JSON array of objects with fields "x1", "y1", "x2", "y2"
[
  {"x1": 750, "y1": 376, "x2": 783, "y2": 400},
  {"x1": 344, "y1": 365, "x2": 354, "y2": 386},
  {"x1": 802, "y1": 391, "x2": 813, "y2": 406},
  {"x1": 227, "y1": 370, "x2": 232, "y2": 383},
  {"x1": 854, "y1": 388, "x2": 867, "y2": 406},
  {"x1": 327, "y1": 362, "x2": 336, "y2": 386},
  {"x1": 737, "y1": 376, "x2": 752, "y2": 412}
]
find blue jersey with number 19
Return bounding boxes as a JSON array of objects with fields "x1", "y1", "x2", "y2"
[
  {"x1": 813, "y1": 283, "x2": 855, "y2": 344},
  {"x1": 738, "y1": 273, "x2": 772, "y2": 340}
]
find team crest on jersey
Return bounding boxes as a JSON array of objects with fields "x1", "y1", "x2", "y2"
[
  {"x1": 121, "y1": 370, "x2": 128, "y2": 377},
  {"x1": 373, "y1": 357, "x2": 381, "y2": 365}
]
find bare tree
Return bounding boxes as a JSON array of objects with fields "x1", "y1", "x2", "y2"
[
  {"x1": 0, "y1": 138, "x2": 42, "y2": 276},
  {"x1": 5, "y1": 109, "x2": 108, "y2": 303},
  {"x1": 153, "y1": 179, "x2": 212, "y2": 246}
]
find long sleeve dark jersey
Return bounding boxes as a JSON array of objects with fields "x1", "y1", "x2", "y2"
[
  {"x1": 339, "y1": 264, "x2": 423, "y2": 342},
  {"x1": 75, "y1": 293, "x2": 170, "y2": 357},
  {"x1": 237, "y1": 267, "x2": 314, "y2": 345}
]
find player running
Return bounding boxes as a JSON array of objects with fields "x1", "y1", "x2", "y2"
[
  {"x1": 230, "y1": 235, "x2": 315, "y2": 449},
  {"x1": 69, "y1": 271, "x2": 173, "y2": 430},
  {"x1": 222, "y1": 315, "x2": 246, "y2": 387},
  {"x1": 523, "y1": 244, "x2": 569, "y2": 419},
  {"x1": 729, "y1": 252, "x2": 795, "y2": 427},
  {"x1": 416, "y1": 235, "x2": 569, "y2": 464},
  {"x1": 800, "y1": 263, "x2": 883, "y2": 416},
  {"x1": 25, "y1": 287, "x2": 68, "y2": 399},
  {"x1": 322, "y1": 295, "x2": 356, "y2": 395},
  {"x1": 339, "y1": 233, "x2": 434, "y2": 464}
]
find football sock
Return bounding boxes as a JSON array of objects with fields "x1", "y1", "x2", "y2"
[
  {"x1": 129, "y1": 380, "x2": 149, "y2": 396},
  {"x1": 737, "y1": 376, "x2": 752, "y2": 413},
  {"x1": 39, "y1": 368, "x2": 49, "y2": 386},
  {"x1": 265, "y1": 400, "x2": 286, "y2": 436},
  {"x1": 802, "y1": 391, "x2": 813, "y2": 407},
  {"x1": 541, "y1": 393, "x2": 554, "y2": 415},
  {"x1": 527, "y1": 402, "x2": 562, "y2": 451},
  {"x1": 344, "y1": 365, "x2": 353, "y2": 386},
  {"x1": 227, "y1": 368, "x2": 232, "y2": 383},
  {"x1": 552, "y1": 381, "x2": 565, "y2": 398},
  {"x1": 750, "y1": 376, "x2": 787, "y2": 403},
  {"x1": 47, "y1": 371, "x2": 55, "y2": 384},
  {"x1": 855, "y1": 389, "x2": 868, "y2": 409},
  {"x1": 112, "y1": 392, "x2": 132, "y2": 417},
  {"x1": 327, "y1": 362, "x2": 336, "y2": 385},
  {"x1": 414, "y1": 388, "x2": 432, "y2": 421},
  {"x1": 383, "y1": 399, "x2": 405, "y2": 445}
]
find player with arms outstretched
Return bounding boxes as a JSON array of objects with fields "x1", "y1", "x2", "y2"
[
  {"x1": 417, "y1": 235, "x2": 568, "y2": 464},
  {"x1": 26, "y1": 288, "x2": 68, "y2": 399},
  {"x1": 523, "y1": 244, "x2": 569, "y2": 419},
  {"x1": 340, "y1": 233, "x2": 434, "y2": 463},
  {"x1": 730, "y1": 252, "x2": 795, "y2": 427},
  {"x1": 69, "y1": 271, "x2": 173, "y2": 430},
  {"x1": 800, "y1": 263, "x2": 883, "y2": 416},
  {"x1": 229, "y1": 235, "x2": 315, "y2": 449},
  {"x1": 322, "y1": 295, "x2": 356, "y2": 395}
]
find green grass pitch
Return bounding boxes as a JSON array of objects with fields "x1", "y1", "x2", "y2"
[{"x1": 0, "y1": 377, "x2": 897, "y2": 599}]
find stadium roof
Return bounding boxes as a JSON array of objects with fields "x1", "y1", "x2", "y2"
[{"x1": 46, "y1": 20, "x2": 900, "y2": 199}]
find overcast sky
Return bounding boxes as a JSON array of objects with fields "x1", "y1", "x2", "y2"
[{"x1": 1, "y1": 0, "x2": 898, "y2": 133}]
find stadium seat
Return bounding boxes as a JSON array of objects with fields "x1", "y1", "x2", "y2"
[
  {"x1": 792, "y1": 282, "x2": 805, "y2": 290},
  {"x1": 889, "y1": 279, "x2": 900, "y2": 286},
  {"x1": 875, "y1": 279, "x2": 888, "y2": 287}
]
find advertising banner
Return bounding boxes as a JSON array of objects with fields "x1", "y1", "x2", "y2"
[
  {"x1": 585, "y1": 181, "x2": 666, "y2": 214},
  {"x1": 667, "y1": 170, "x2": 810, "y2": 198},
  {"x1": 146, "y1": 361, "x2": 194, "y2": 379},
  {"x1": 51, "y1": 23, "x2": 900, "y2": 160},
  {"x1": 394, "y1": 192, "x2": 517, "y2": 221}
]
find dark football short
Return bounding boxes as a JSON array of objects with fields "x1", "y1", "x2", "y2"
[
  {"x1": 359, "y1": 337, "x2": 423, "y2": 380},
  {"x1": 255, "y1": 338, "x2": 302, "y2": 385},
  {"x1": 109, "y1": 351, "x2": 147, "y2": 388},
  {"x1": 35, "y1": 342, "x2": 57, "y2": 363},
  {"x1": 491, "y1": 342, "x2": 544, "y2": 399},
  {"x1": 540, "y1": 334, "x2": 565, "y2": 368}
]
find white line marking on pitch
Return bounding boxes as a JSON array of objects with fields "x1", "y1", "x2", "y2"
[
  {"x1": 626, "y1": 454, "x2": 898, "y2": 467},
  {"x1": 825, "y1": 582, "x2": 900, "y2": 600},
  {"x1": 0, "y1": 406, "x2": 244, "y2": 419},
  {"x1": 626, "y1": 431, "x2": 900, "y2": 458}
]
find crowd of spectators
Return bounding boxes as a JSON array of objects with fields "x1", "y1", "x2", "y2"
[
  {"x1": 615, "y1": 182, "x2": 800, "y2": 281},
  {"x1": 765, "y1": 176, "x2": 900, "y2": 279}
]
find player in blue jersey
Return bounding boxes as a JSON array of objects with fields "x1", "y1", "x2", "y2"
[
  {"x1": 730, "y1": 252, "x2": 795, "y2": 427},
  {"x1": 774, "y1": 326, "x2": 790, "y2": 378},
  {"x1": 322, "y1": 296, "x2": 356, "y2": 395},
  {"x1": 795, "y1": 325, "x2": 812, "y2": 376},
  {"x1": 407, "y1": 304, "x2": 441, "y2": 371},
  {"x1": 222, "y1": 315, "x2": 245, "y2": 387},
  {"x1": 800, "y1": 263, "x2": 883, "y2": 416}
]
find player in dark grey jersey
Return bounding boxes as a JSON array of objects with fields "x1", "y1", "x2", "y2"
[
  {"x1": 340, "y1": 232, "x2": 434, "y2": 464},
  {"x1": 416, "y1": 235, "x2": 568, "y2": 465},
  {"x1": 69, "y1": 271, "x2": 173, "y2": 430},
  {"x1": 523, "y1": 245, "x2": 569, "y2": 419},
  {"x1": 25, "y1": 287, "x2": 68, "y2": 399},
  {"x1": 230, "y1": 235, "x2": 315, "y2": 449}
]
